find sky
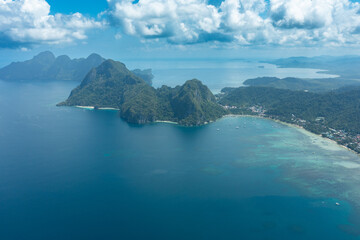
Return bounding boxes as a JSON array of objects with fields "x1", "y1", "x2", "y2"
[{"x1": 1, "y1": 0, "x2": 360, "y2": 65}]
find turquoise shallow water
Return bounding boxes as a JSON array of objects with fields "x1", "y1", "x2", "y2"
[{"x1": 0, "y1": 80, "x2": 360, "y2": 239}]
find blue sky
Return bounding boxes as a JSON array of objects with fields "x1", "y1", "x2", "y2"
[
  {"x1": 1, "y1": 0, "x2": 360, "y2": 66},
  {"x1": 47, "y1": 0, "x2": 108, "y2": 16}
]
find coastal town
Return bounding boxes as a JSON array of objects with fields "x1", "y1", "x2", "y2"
[{"x1": 223, "y1": 104, "x2": 360, "y2": 154}]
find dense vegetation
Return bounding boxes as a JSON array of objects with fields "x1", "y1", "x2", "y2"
[
  {"x1": 244, "y1": 77, "x2": 360, "y2": 92},
  {"x1": 0, "y1": 51, "x2": 154, "y2": 84},
  {"x1": 219, "y1": 86, "x2": 360, "y2": 135},
  {"x1": 58, "y1": 59, "x2": 227, "y2": 126}
]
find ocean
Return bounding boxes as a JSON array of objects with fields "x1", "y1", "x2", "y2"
[
  {"x1": 0, "y1": 61, "x2": 359, "y2": 239},
  {"x1": 124, "y1": 59, "x2": 339, "y2": 92}
]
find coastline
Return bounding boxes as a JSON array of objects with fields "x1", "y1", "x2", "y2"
[
  {"x1": 154, "y1": 120, "x2": 178, "y2": 125},
  {"x1": 261, "y1": 62, "x2": 340, "y2": 78},
  {"x1": 222, "y1": 114, "x2": 360, "y2": 157},
  {"x1": 70, "y1": 107, "x2": 360, "y2": 157},
  {"x1": 74, "y1": 106, "x2": 179, "y2": 124},
  {"x1": 75, "y1": 106, "x2": 120, "y2": 111}
]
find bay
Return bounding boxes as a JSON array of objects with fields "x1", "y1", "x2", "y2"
[
  {"x1": 124, "y1": 59, "x2": 339, "y2": 92},
  {"x1": 0, "y1": 61, "x2": 359, "y2": 239}
]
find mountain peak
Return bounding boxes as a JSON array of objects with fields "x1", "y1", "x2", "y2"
[
  {"x1": 86, "y1": 53, "x2": 105, "y2": 63},
  {"x1": 55, "y1": 55, "x2": 71, "y2": 63},
  {"x1": 33, "y1": 51, "x2": 56, "y2": 62},
  {"x1": 97, "y1": 59, "x2": 130, "y2": 75},
  {"x1": 177, "y1": 78, "x2": 215, "y2": 103},
  {"x1": 80, "y1": 59, "x2": 142, "y2": 87},
  {"x1": 183, "y1": 79, "x2": 203, "y2": 87}
]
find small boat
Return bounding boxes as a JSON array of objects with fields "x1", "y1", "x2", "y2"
[{"x1": 336, "y1": 202, "x2": 340, "y2": 206}]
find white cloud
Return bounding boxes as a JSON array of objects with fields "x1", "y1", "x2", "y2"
[
  {"x1": 107, "y1": 0, "x2": 360, "y2": 46},
  {"x1": 3, "y1": 0, "x2": 359, "y2": 48},
  {"x1": 0, "y1": 0, "x2": 103, "y2": 48},
  {"x1": 219, "y1": 0, "x2": 276, "y2": 45},
  {"x1": 271, "y1": 0, "x2": 332, "y2": 29},
  {"x1": 107, "y1": 0, "x2": 223, "y2": 44},
  {"x1": 270, "y1": 0, "x2": 360, "y2": 45}
]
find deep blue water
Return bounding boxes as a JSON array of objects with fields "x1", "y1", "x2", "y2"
[{"x1": 0, "y1": 80, "x2": 360, "y2": 240}]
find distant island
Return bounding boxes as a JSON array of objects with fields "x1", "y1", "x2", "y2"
[
  {"x1": 243, "y1": 76, "x2": 360, "y2": 92},
  {"x1": 58, "y1": 59, "x2": 227, "y2": 126},
  {"x1": 248, "y1": 55, "x2": 360, "y2": 93},
  {"x1": 0, "y1": 51, "x2": 104, "y2": 82},
  {"x1": 0, "y1": 51, "x2": 154, "y2": 85},
  {"x1": 265, "y1": 55, "x2": 360, "y2": 80}
]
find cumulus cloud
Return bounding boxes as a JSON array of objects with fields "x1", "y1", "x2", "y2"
[
  {"x1": 107, "y1": 0, "x2": 223, "y2": 44},
  {"x1": 0, "y1": 0, "x2": 103, "y2": 49},
  {"x1": 106, "y1": 0, "x2": 360, "y2": 46},
  {"x1": 270, "y1": 0, "x2": 360, "y2": 45}
]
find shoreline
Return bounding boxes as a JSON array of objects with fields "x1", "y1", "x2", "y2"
[
  {"x1": 74, "y1": 106, "x2": 179, "y2": 125},
  {"x1": 223, "y1": 114, "x2": 360, "y2": 157},
  {"x1": 75, "y1": 106, "x2": 120, "y2": 111},
  {"x1": 261, "y1": 62, "x2": 340, "y2": 78},
  {"x1": 71, "y1": 106, "x2": 359, "y2": 157},
  {"x1": 154, "y1": 120, "x2": 178, "y2": 125}
]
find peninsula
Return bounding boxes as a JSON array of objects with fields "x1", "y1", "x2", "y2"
[{"x1": 218, "y1": 86, "x2": 360, "y2": 154}]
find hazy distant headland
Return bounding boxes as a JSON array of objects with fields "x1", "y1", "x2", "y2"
[
  {"x1": 243, "y1": 76, "x2": 360, "y2": 92},
  {"x1": 0, "y1": 51, "x2": 104, "y2": 82},
  {"x1": 244, "y1": 56, "x2": 360, "y2": 92},
  {"x1": 0, "y1": 51, "x2": 154, "y2": 85},
  {"x1": 265, "y1": 55, "x2": 360, "y2": 80}
]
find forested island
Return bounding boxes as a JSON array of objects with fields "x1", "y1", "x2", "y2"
[{"x1": 58, "y1": 59, "x2": 227, "y2": 126}]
